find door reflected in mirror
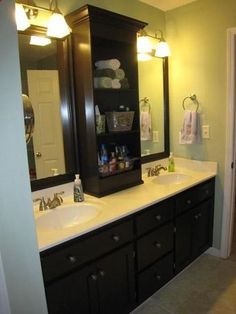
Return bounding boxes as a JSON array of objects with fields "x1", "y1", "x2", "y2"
[
  {"x1": 18, "y1": 34, "x2": 65, "y2": 180},
  {"x1": 138, "y1": 56, "x2": 164, "y2": 156}
]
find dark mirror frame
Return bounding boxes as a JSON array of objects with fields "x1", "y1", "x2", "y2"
[
  {"x1": 141, "y1": 57, "x2": 170, "y2": 163},
  {"x1": 18, "y1": 26, "x2": 78, "y2": 191}
]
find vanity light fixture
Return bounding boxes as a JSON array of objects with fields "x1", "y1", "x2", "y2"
[
  {"x1": 15, "y1": 0, "x2": 71, "y2": 39},
  {"x1": 30, "y1": 35, "x2": 52, "y2": 46},
  {"x1": 15, "y1": 3, "x2": 30, "y2": 31},
  {"x1": 137, "y1": 29, "x2": 171, "y2": 59},
  {"x1": 47, "y1": 0, "x2": 71, "y2": 38}
]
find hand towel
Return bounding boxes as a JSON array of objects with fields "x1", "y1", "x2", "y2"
[
  {"x1": 111, "y1": 79, "x2": 121, "y2": 89},
  {"x1": 94, "y1": 77, "x2": 112, "y2": 89},
  {"x1": 114, "y1": 68, "x2": 125, "y2": 80},
  {"x1": 120, "y1": 78, "x2": 130, "y2": 89},
  {"x1": 140, "y1": 111, "x2": 152, "y2": 141},
  {"x1": 95, "y1": 59, "x2": 121, "y2": 70},
  {"x1": 180, "y1": 110, "x2": 201, "y2": 144},
  {"x1": 94, "y1": 68, "x2": 116, "y2": 79}
]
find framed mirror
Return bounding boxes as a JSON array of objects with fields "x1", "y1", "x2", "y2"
[
  {"x1": 18, "y1": 26, "x2": 77, "y2": 191},
  {"x1": 138, "y1": 56, "x2": 169, "y2": 163}
]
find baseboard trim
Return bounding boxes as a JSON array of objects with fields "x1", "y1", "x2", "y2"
[{"x1": 205, "y1": 247, "x2": 221, "y2": 257}]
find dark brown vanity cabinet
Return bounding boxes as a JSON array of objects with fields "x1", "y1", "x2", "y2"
[
  {"x1": 67, "y1": 5, "x2": 146, "y2": 197},
  {"x1": 175, "y1": 179, "x2": 215, "y2": 273},
  {"x1": 41, "y1": 219, "x2": 136, "y2": 314},
  {"x1": 40, "y1": 178, "x2": 215, "y2": 313}
]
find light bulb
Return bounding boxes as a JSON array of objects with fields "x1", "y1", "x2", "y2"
[
  {"x1": 47, "y1": 12, "x2": 71, "y2": 38},
  {"x1": 155, "y1": 41, "x2": 171, "y2": 57}
]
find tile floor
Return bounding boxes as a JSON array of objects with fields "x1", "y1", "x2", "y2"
[{"x1": 131, "y1": 254, "x2": 236, "y2": 314}]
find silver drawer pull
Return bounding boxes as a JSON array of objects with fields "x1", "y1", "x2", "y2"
[
  {"x1": 99, "y1": 269, "x2": 105, "y2": 277},
  {"x1": 67, "y1": 255, "x2": 77, "y2": 264},
  {"x1": 194, "y1": 214, "x2": 199, "y2": 220},
  {"x1": 155, "y1": 274, "x2": 161, "y2": 281},
  {"x1": 91, "y1": 273, "x2": 98, "y2": 281},
  {"x1": 154, "y1": 242, "x2": 161, "y2": 249},
  {"x1": 186, "y1": 199, "x2": 192, "y2": 205},
  {"x1": 155, "y1": 215, "x2": 161, "y2": 221},
  {"x1": 112, "y1": 234, "x2": 120, "y2": 242}
]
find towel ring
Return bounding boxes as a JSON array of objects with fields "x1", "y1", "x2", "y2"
[
  {"x1": 182, "y1": 94, "x2": 199, "y2": 112},
  {"x1": 140, "y1": 97, "x2": 151, "y2": 112}
]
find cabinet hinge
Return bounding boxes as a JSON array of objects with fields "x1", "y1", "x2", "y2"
[{"x1": 133, "y1": 251, "x2": 136, "y2": 258}]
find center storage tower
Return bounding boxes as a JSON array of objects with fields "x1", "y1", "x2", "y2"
[{"x1": 67, "y1": 5, "x2": 146, "y2": 196}]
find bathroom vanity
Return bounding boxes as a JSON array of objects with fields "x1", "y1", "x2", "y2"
[{"x1": 35, "y1": 159, "x2": 216, "y2": 314}]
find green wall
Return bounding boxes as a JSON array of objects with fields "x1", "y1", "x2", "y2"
[{"x1": 166, "y1": 0, "x2": 236, "y2": 248}]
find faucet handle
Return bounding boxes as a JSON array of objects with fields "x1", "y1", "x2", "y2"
[
  {"x1": 54, "y1": 191, "x2": 64, "y2": 204},
  {"x1": 146, "y1": 168, "x2": 152, "y2": 177},
  {"x1": 33, "y1": 197, "x2": 48, "y2": 211}
]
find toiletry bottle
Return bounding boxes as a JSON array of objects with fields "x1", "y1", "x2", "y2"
[
  {"x1": 74, "y1": 174, "x2": 84, "y2": 202},
  {"x1": 168, "y1": 152, "x2": 175, "y2": 172},
  {"x1": 100, "y1": 144, "x2": 109, "y2": 174}
]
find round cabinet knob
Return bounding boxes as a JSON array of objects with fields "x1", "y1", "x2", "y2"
[
  {"x1": 35, "y1": 152, "x2": 42, "y2": 158},
  {"x1": 155, "y1": 274, "x2": 161, "y2": 281},
  {"x1": 91, "y1": 273, "x2": 98, "y2": 281},
  {"x1": 186, "y1": 199, "x2": 192, "y2": 205},
  {"x1": 194, "y1": 214, "x2": 199, "y2": 220},
  {"x1": 155, "y1": 215, "x2": 161, "y2": 221},
  {"x1": 154, "y1": 242, "x2": 161, "y2": 249},
  {"x1": 112, "y1": 234, "x2": 120, "y2": 242},
  {"x1": 99, "y1": 269, "x2": 105, "y2": 277},
  {"x1": 67, "y1": 255, "x2": 77, "y2": 264}
]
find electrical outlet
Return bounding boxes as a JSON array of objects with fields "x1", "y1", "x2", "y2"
[
  {"x1": 202, "y1": 125, "x2": 210, "y2": 139},
  {"x1": 153, "y1": 130, "x2": 159, "y2": 142}
]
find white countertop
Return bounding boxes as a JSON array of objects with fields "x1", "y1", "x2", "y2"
[{"x1": 32, "y1": 158, "x2": 217, "y2": 252}]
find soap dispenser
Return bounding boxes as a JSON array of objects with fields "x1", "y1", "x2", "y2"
[
  {"x1": 74, "y1": 174, "x2": 84, "y2": 202},
  {"x1": 168, "y1": 152, "x2": 175, "y2": 172}
]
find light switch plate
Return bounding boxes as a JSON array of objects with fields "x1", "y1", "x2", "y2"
[
  {"x1": 202, "y1": 125, "x2": 210, "y2": 139},
  {"x1": 153, "y1": 130, "x2": 159, "y2": 142}
]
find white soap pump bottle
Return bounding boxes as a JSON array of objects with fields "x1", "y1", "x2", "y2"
[{"x1": 74, "y1": 174, "x2": 84, "y2": 202}]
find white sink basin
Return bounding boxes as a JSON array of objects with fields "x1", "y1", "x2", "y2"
[
  {"x1": 35, "y1": 203, "x2": 100, "y2": 231},
  {"x1": 152, "y1": 173, "x2": 191, "y2": 185}
]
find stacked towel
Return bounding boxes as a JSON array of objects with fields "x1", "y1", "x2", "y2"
[
  {"x1": 180, "y1": 110, "x2": 201, "y2": 144},
  {"x1": 94, "y1": 58, "x2": 129, "y2": 89}
]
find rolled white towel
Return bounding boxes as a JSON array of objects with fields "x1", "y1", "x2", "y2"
[
  {"x1": 94, "y1": 77, "x2": 112, "y2": 89},
  {"x1": 111, "y1": 79, "x2": 121, "y2": 89},
  {"x1": 114, "y1": 68, "x2": 125, "y2": 80},
  {"x1": 95, "y1": 59, "x2": 121, "y2": 70}
]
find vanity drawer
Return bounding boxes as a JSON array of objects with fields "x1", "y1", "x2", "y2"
[
  {"x1": 135, "y1": 198, "x2": 174, "y2": 236},
  {"x1": 197, "y1": 179, "x2": 214, "y2": 203},
  {"x1": 138, "y1": 252, "x2": 173, "y2": 303},
  {"x1": 175, "y1": 187, "x2": 198, "y2": 215},
  {"x1": 41, "y1": 219, "x2": 133, "y2": 282},
  {"x1": 176, "y1": 179, "x2": 214, "y2": 215},
  {"x1": 136, "y1": 222, "x2": 174, "y2": 271}
]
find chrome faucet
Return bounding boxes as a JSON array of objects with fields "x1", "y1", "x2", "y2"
[
  {"x1": 34, "y1": 191, "x2": 64, "y2": 211},
  {"x1": 146, "y1": 164, "x2": 167, "y2": 177},
  {"x1": 47, "y1": 191, "x2": 64, "y2": 209}
]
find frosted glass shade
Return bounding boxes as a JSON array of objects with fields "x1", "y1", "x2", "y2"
[
  {"x1": 15, "y1": 3, "x2": 30, "y2": 31},
  {"x1": 47, "y1": 12, "x2": 71, "y2": 38},
  {"x1": 30, "y1": 36, "x2": 51, "y2": 46},
  {"x1": 155, "y1": 41, "x2": 171, "y2": 57},
  {"x1": 137, "y1": 35, "x2": 152, "y2": 54}
]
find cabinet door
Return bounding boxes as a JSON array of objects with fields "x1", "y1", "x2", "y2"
[
  {"x1": 192, "y1": 199, "x2": 214, "y2": 258},
  {"x1": 45, "y1": 244, "x2": 135, "y2": 314},
  {"x1": 46, "y1": 262, "x2": 97, "y2": 314},
  {"x1": 175, "y1": 209, "x2": 193, "y2": 273},
  {"x1": 96, "y1": 244, "x2": 136, "y2": 314}
]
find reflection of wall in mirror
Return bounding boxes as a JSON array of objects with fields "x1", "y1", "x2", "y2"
[{"x1": 138, "y1": 56, "x2": 164, "y2": 156}]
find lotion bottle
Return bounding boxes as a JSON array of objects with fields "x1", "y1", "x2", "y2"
[
  {"x1": 168, "y1": 152, "x2": 175, "y2": 172},
  {"x1": 74, "y1": 174, "x2": 84, "y2": 202}
]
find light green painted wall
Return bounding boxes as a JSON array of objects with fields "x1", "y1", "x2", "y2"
[
  {"x1": 0, "y1": 1, "x2": 48, "y2": 313},
  {"x1": 166, "y1": 0, "x2": 236, "y2": 248}
]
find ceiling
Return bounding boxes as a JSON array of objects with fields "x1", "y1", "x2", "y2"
[{"x1": 139, "y1": 0, "x2": 197, "y2": 11}]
